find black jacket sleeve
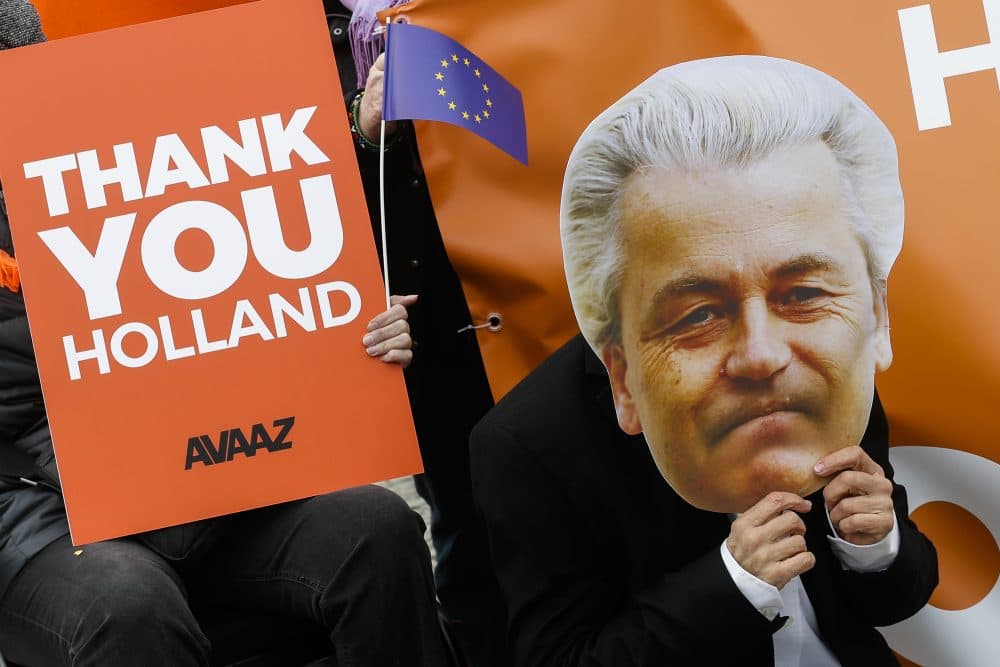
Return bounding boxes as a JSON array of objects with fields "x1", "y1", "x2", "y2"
[
  {"x1": 832, "y1": 435, "x2": 938, "y2": 627},
  {"x1": 471, "y1": 417, "x2": 781, "y2": 667}
]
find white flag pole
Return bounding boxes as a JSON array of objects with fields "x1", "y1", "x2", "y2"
[
  {"x1": 379, "y1": 119, "x2": 390, "y2": 310},
  {"x1": 378, "y1": 21, "x2": 391, "y2": 309}
]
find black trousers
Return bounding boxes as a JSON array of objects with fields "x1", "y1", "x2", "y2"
[
  {"x1": 0, "y1": 486, "x2": 448, "y2": 667},
  {"x1": 406, "y1": 308, "x2": 506, "y2": 667}
]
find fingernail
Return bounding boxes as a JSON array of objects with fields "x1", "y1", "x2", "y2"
[
  {"x1": 367, "y1": 321, "x2": 377, "y2": 331},
  {"x1": 814, "y1": 462, "x2": 825, "y2": 474},
  {"x1": 362, "y1": 334, "x2": 373, "y2": 346},
  {"x1": 366, "y1": 346, "x2": 378, "y2": 356}
]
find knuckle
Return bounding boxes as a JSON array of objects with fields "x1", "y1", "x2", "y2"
[
  {"x1": 788, "y1": 551, "x2": 813, "y2": 573},
  {"x1": 841, "y1": 470, "x2": 862, "y2": 486},
  {"x1": 840, "y1": 515, "x2": 863, "y2": 534},
  {"x1": 780, "y1": 510, "x2": 803, "y2": 529}
]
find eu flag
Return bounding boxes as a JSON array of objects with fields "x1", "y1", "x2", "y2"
[{"x1": 383, "y1": 23, "x2": 528, "y2": 165}]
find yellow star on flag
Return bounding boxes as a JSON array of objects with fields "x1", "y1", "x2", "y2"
[
  {"x1": 475, "y1": 114, "x2": 482, "y2": 123},
  {"x1": 451, "y1": 54, "x2": 459, "y2": 62},
  {"x1": 483, "y1": 110, "x2": 490, "y2": 119},
  {"x1": 448, "y1": 101, "x2": 457, "y2": 110},
  {"x1": 486, "y1": 99, "x2": 493, "y2": 107},
  {"x1": 462, "y1": 111, "x2": 470, "y2": 120},
  {"x1": 483, "y1": 84, "x2": 489, "y2": 92},
  {"x1": 435, "y1": 72, "x2": 444, "y2": 81},
  {"x1": 464, "y1": 58, "x2": 471, "y2": 66},
  {"x1": 440, "y1": 59, "x2": 449, "y2": 68},
  {"x1": 474, "y1": 69, "x2": 481, "y2": 77},
  {"x1": 438, "y1": 87, "x2": 446, "y2": 96}
]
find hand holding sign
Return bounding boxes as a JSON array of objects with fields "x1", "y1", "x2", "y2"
[{"x1": 363, "y1": 294, "x2": 417, "y2": 368}]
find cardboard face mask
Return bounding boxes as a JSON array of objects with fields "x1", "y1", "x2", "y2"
[{"x1": 561, "y1": 57, "x2": 900, "y2": 513}]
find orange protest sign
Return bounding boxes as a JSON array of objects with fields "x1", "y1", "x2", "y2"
[
  {"x1": 389, "y1": 1, "x2": 999, "y2": 665},
  {"x1": 0, "y1": 0, "x2": 421, "y2": 545}
]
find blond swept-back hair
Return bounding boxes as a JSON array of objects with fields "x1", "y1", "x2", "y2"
[{"x1": 560, "y1": 55, "x2": 904, "y2": 353}]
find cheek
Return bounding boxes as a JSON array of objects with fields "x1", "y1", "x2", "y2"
[
  {"x1": 792, "y1": 315, "x2": 879, "y2": 382},
  {"x1": 630, "y1": 346, "x2": 720, "y2": 448},
  {"x1": 631, "y1": 346, "x2": 691, "y2": 416}
]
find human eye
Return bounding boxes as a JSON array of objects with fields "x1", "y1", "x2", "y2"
[
  {"x1": 781, "y1": 286, "x2": 826, "y2": 305},
  {"x1": 640, "y1": 294, "x2": 731, "y2": 345},
  {"x1": 670, "y1": 305, "x2": 723, "y2": 332}
]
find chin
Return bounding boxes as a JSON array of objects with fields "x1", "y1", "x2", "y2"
[
  {"x1": 668, "y1": 456, "x2": 828, "y2": 514},
  {"x1": 744, "y1": 451, "x2": 829, "y2": 505}
]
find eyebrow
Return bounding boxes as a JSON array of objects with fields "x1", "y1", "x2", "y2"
[
  {"x1": 771, "y1": 253, "x2": 846, "y2": 280},
  {"x1": 641, "y1": 276, "x2": 727, "y2": 332},
  {"x1": 640, "y1": 253, "x2": 848, "y2": 329}
]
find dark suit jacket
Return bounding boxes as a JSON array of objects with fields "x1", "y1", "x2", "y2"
[{"x1": 470, "y1": 334, "x2": 937, "y2": 666}]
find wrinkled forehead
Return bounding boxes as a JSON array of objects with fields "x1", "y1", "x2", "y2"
[{"x1": 618, "y1": 140, "x2": 846, "y2": 243}]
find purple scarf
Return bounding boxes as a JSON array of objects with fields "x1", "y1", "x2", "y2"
[{"x1": 348, "y1": 0, "x2": 411, "y2": 88}]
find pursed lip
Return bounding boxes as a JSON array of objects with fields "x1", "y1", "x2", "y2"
[{"x1": 712, "y1": 398, "x2": 809, "y2": 442}]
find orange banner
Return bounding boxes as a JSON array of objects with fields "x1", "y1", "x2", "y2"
[
  {"x1": 389, "y1": 1, "x2": 999, "y2": 665},
  {"x1": 32, "y1": 0, "x2": 254, "y2": 39},
  {"x1": 0, "y1": 0, "x2": 420, "y2": 544}
]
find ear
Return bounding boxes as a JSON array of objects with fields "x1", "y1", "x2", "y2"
[
  {"x1": 872, "y1": 288, "x2": 893, "y2": 372},
  {"x1": 602, "y1": 343, "x2": 643, "y2": 435}
]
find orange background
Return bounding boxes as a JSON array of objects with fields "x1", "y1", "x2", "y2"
[
  {"x1": 26, "y1": 0, "x2": 1000, "y2": 663},
  {"x1": 0, "y1": 0, "x2": 420, "y2": 544},
  {"x1": 388, "y1": 1, "x2": 1000, "y2": 452},
  {"x1": 387, "y1": 1, "x2": 997, "y2": 665}
]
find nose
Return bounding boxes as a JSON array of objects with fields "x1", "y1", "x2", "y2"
[{"x1": 724, "y1": 299, "x2": 791, "y2": 381}]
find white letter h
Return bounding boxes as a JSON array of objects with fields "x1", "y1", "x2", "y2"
[{"x1": 899, "y1": 0, "x2": 1000, "y2": 130}]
